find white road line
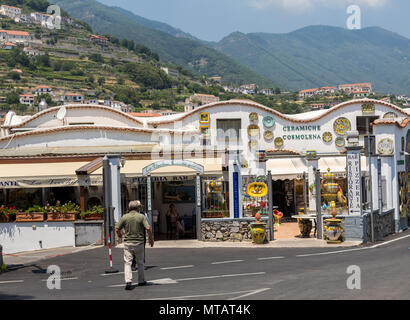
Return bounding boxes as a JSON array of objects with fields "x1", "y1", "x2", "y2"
[
  {"x1": 41, "y1": 277, "x2": 78, "y2": 281},
  {"x1": 211, "y1": 260, "x2": 244, "y2": 265},
  {"x1": 176, "y1": 272, "x2": 266, "y2": 282},
  {"x1": 228, "y1": 288, "x2": 271, "y2": 300},
  {"x1": 257, "y1": 256, "x2": 285, "y2": 260},
  {"x1": 147, "y1": 289, "x2": 270, "y2": 300},
  {"x1": 296, "y1": 234, "x2": 410, "y2": 258},
  {"x1": 160, "y1": 265, "x2": 194, "y2": 270},
  {"x1": 0, "y1": 280, "x2": 24, "y2": 284}
]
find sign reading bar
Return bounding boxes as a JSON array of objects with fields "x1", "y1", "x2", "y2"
[
  {"x1": 142, "y1": 160, "x2": 204, "y2": 176},
  {"x1": 346, "y1": 150, "x2": 362, "y2": 215}
]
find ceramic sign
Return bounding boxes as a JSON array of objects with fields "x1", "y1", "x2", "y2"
[
  {"x1": 199, "y1": 112, "x2": 210, "y2": 124},
  {"x1": 377, "y1": 138, "x2": 394, "y2": 155},
  {"x1": 383, "y1": 112, "x2": 398, "y2": 119},
  {"x1": 333, "y1": 117, "x2": 351, "y2": 136},
  {"x1": 361, "y1": 103, "x2": 375, "y2": 114},
  {"x1": 263, "y1": 115, "x2": 275, "y2": 128}
]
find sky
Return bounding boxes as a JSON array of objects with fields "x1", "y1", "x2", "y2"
[{"x1": 100, "y1": 0, "x2": 410, "y2": 42}]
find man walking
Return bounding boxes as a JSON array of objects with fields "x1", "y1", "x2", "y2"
[{"x1": 116, "y1": 200, "x2": 154, "y2": 290}]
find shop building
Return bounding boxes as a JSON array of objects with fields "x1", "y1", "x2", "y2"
[{"x1": 0, "y1": 99, "x2": 409, "y2": 244}]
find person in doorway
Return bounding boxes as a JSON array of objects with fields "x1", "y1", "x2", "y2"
[
  {"x1": 116, "y1": 200, "x2": 154, "y2": 290},
  {"x1": 166, "y1": 204, "x2": 179, "y2": 239}
]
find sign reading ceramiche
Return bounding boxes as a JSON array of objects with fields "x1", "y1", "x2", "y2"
[
  {"x1": 346, "y1": 150, "x2": 362, "y2": 215},
  {"x1": 0, "y1": 176, "x2": 103, "y2": 188},
  {"x1": 142, "y1": 159, "x2": 204, "y2": 176}
]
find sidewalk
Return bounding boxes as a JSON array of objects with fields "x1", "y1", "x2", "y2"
[
  {"x1": 2, "y1": 245, "x2": 103, "y2": 267},
  {"x1": 117, "y1": 239, "x2": 362, "y2": 249}
]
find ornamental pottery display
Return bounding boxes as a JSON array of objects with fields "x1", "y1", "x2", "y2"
[
  {"x1": 322, "y1": 169, "x2": 339, "y2": 202},
  {"x1": 250, "y1": 222, "x2": 266, "y2": 244},
  {"x1": 324, "y1": 209, "x2": 343, "y2": 244},
  {"x1": 335, "y1": 137, "x2": 345, "y2": 147},
  {"x1": 377, "y1": 138, "x2": 394, "y2": 155},
  {"x1": 249, "y1": 113, "x2": 259, "y2": 122},
  {"x1": 322, "y1": 132, "x2": 333, "y2": 143},
  {"x1": 274, "y1": 137, "x2": 284, "y2": 147},
  {"x1": 262, "y1": 115, "x2": 275, "y2": 128},
  {"x1": 247, "y1": 182, "x2": 268, "y2": 198},
  {"x1": 264, "y1": 130, "x2": 273, "y2": 140},
  {"x1": 247, "y1": 124, "x2": 260, "y2": 137},
  {"x1": 361, "y1": 103, "x2": 375, "y2": 114},
  {"x1": 383, "y1": 112, "x2": 398, "y2": 119}
]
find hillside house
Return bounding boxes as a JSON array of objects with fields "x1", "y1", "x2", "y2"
[
  {"x1": 0, "y1": 5, "x2": 21, "y2": 18},
  {"x1": 19, "y1": 94, "x2": 34, "y2": 106},
  {"x1": 338, "y1": 83, "x2": 373, "y2": 94},
  {"x1": 260, "y1": 89, "x2": 273, "y2": 96},
  {"x1": 2, "y1": 42, "x2": 17, "y2": 50},
  {"x1": 353, "y1": 91, "x2": 370, "y2": 99},
  {"x1": 34, "y1": 86, "x2": 52, "y2": 96},
  {"x1": 299, "y1": 88, "x2": 319, "y2": 99},
  {"x1": 0, "y1": 30, "x2": 30, "y2": 44},
  {"x1": 184, "y1": 93, "x2": 220, "y2": 112},
  {"x1": 161, "y1": 67, "x2": 179, "y2": 78},
  {"x1": 60, "y1": 94, "x2": 85, "y2": 103},
  {"x1": 23, "y1": 47, "x2": 43, "y2": 56},
  {"x1": 90, "y1": 34, "x2": 108, "y2": 47},
  {"x1": 30, "y1": 12, "x2": 51, "y2": 24}
]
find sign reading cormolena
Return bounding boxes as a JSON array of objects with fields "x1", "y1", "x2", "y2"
[{"x1": 282, "y1": 125, "x2": 322, "y2": 140}]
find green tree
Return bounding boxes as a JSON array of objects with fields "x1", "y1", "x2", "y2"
[
  {"x1": 98, "y1": 77, "x2": 105, "y2": 86},
  {"x1": 6, "y1": 91, "x2": 20, "y2": 105}
]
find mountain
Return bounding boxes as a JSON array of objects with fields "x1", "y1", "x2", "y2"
[
  {"x1": 53, "y1": 0, "x2": 277, "y2": 88},
  {"x1": 214, "y1": 25, "x2": 410, "y2": 95}
]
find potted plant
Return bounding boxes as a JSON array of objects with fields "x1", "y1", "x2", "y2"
[
  {"x1": 47, "y1": 201, "x2": 79, "y2": 222},
  {"x1": 0, "y1": 206, "x2": 18, "y2": 222},
  {"x1": 80, "y1": 205, "x2": 104, "y2": 220},
  {"x1": 16, "y1": 205, "x2": 46, "y2": 222}
]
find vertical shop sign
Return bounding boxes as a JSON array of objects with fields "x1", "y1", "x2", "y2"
[
  {"x1": 233, "y1": 172, "x2": 239, "y2": 219},
  {"x1": 347, "y1": 150, "x2": 362, "y2": 215}
]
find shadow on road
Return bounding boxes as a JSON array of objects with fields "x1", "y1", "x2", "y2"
[{"x1": 0, "y1": 292, "x2": 35, "y2": 300}]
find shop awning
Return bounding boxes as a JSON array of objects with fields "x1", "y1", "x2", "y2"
[
  {"x1": 267, "y1": 156, "x2": 368, "y2": 180},
  {"x1": 0, "y1": 161, "x2": 102, "y2": 188},
  {"x1": 92, "y1": 157, "x2": 223, "y2": 177}
]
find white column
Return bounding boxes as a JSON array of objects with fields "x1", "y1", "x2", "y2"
[
  {"x1": 306, "y1": 158, "x2": 319, "y2": 213},
  {"x1": 109, "y1": 157, "x2": 122, "y2": 223},
  {"x1": 390, "y1": 158, "x2": 400, "y2": 232},
  {"x1": 381, "y1": 156, "x2": 393, "y2": 210}
]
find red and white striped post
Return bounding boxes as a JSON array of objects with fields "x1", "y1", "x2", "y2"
[{"x1": 105, "y1": 233, "x2": 118, "y2": 274}]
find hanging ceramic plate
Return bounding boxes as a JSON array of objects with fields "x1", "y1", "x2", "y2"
[
  {"x1": 247, "y1": 124, "x2": 260, "y2": 137},
  {"x1": 383, "y1": 112, "x2": 398, "y2": 119},
  {"x1": 335, "y1": 137, "x2": 345, "y2": 147},
  {"x1": 333, "y1": 117, "x2": 351, "y2": 136},
  {"x1": 322, "y1": 131, "x2": 333, "y2": 143},
  {"x1": 247, "y1": 182, "x2": 268, "y2": 198},
  {"x1": 249, "y1": 113, "x2": 259, "y2": 122},
  {"x1": 264, "y1": 130, "x2": 273, "y2": 140},
  {"x1": 274, "y1": 137, "x2": 284, "y2": 147},
  {"x1": 263, "y1": 115, "x2": 275, "y2": 128},
  {"x1": 248, "y1": 140, "x2": 258, "y2": 149}
]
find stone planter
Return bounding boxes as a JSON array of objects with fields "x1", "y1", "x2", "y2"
[
  {"x1": 47, "y1": 212, "x2": 77, "y2": 222},
  {"x1": 16, "y1": 212, "x2": 45, "y2": 222},
  {"x1": 250, "y1": 222, "x2": 266, "y2": 244},
  {"x1": 298, "y1": 219, "x2": 313, "y2": 238},
  {"x1": 83, "y1": 213, "x2": 104, "y2": 221}
]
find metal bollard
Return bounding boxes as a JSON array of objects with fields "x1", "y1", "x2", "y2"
[{"x1": 0, "y1": 244, "x2": 4, "y2": 271}]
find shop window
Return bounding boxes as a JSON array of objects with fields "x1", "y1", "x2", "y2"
[
  {"x1": 356, "y1": 116, "x2": 379, "y2": 134},
  {"x1": 202, "y1": 179, "x2": 229, "y2": 218},
  {"x1": 242, "y1": 176, "x2": 269, "y2": 218},
  {"x1": 216, "y1": 119, "x2": 241, "y2": 146}
]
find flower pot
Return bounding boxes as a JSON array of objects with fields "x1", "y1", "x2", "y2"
[
  {"x1": 16, "y1": 212, "x2": 45, "y2": 222},
  {"x1": 324, "y1": 218, "x2": 343, "y2": 243},
  {"x1": 84, "y1": 213, "x2": 104, "y2": 220},
  {"x1": 47, "y1": 212, "x2": 77, "y2": 222},
  {"x1": 250, "y1": 222, "x2": 266, "y2": 244}
]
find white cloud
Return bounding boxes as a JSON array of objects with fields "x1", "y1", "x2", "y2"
[{"x1": 249, "y1": 0, "x2": 388, "y2": 11}]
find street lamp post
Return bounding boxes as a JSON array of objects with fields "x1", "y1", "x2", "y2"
[{"x1": 365, "y1": 119, "x2": 375, "y2": 243}]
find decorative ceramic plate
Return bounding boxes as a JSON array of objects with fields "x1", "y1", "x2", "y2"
[
  {"x1": 247, "y1": 182, "x2": 268, "y2": 198},
  {"x1": 263, "y1": 115, "x2": 275, "y2": 128},
  {"x1": 322, "y1": 131, "x2": 333, "y2": 143},
  {"x1": 248, "y1": 140, "x2": 258, "y2": 149},
  {"x1": 333, "y1": 117, "x2": 351, "y2": 136},
  {"x1": 383, "y1": 112, "x2": 398, "y2": 119},
  {"x1": 377, "y1": 138, "x2": 394, "y2": 155},
  {"x1": 247, "y1": 124, "x2": 260, "y2": 137},
  {"x1": 335, "y1": 137, "x2": 345, "y2": 147},
  {"x1": 274, "y1": 137, "x2": 284, "y2": 147},
  {"x1": 249, "y1": 113, "x2": 259, "y2": 122},
  {"x1": 264, "y1": 131, "x2": 273, "y2": 140}
]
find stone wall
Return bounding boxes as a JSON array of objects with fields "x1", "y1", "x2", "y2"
[
  {"x1": 201, "y1": 218, "x2": 270, "y2": 242},
  {"x1": 365, "y1": 210, "x2": 394, "y2": 241}
]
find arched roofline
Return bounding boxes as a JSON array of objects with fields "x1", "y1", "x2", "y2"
[
  {"x1": 5, "y1": 104, "x2": 145, "y2": 129},
  {"x1": 146, "y1": 99, "x2": 410, "y2": 125}
]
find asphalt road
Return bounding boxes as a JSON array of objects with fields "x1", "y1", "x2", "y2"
[{"x1": 0, "y1": 231, "x2": 409, "y2": 300}]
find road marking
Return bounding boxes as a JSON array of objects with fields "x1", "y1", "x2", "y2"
[
  {"x1": 228, "y1": 288, "x2": 271, "y2": 300},
  {"x1": 0, "y1": 280, "x2": 24, "y2": 284},
  {"x1": 296, "y1": 234, "x2": 410, "y2": 258},
  {"x1": 160, "y1": 265, "x2": 194, "y2": 270},
  {"x1": 107, "y1": 272, "x2": 266, "y2": 288},
  {"x1": 41, "y1": 277, "x2": 78, "y2": 281},
  {"x1": 258, "y1": 256, "x2": 285, "y2": 261},
  {"x1": 147, "y1": 288, "x2": 271, "y2": 300},
  {"x1": 176, "y1": 272, "x2": 265, "y2": 282},
  {"x1": 211, "y1": 260, "x2": 244, "y2": 265}
]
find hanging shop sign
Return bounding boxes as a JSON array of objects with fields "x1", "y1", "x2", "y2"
[
  {"x1": 377, "y1": 138, "x2": 394, "y2": 155},
  {"x1": 142, "y1": 159, "x2": 204, "y2": 176},
  {"x1": 334, "y1": 117, "x2": 351, "y2": 136},
  {"x1": 361, "y1": 103, "x2": 375, "y2": 114},
  {"x1": 126, "y1": 176, "x2": 191, "y2": 184},
  {"x1": 346, "y1": 150, "x2": 362, "y2": 215}
]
